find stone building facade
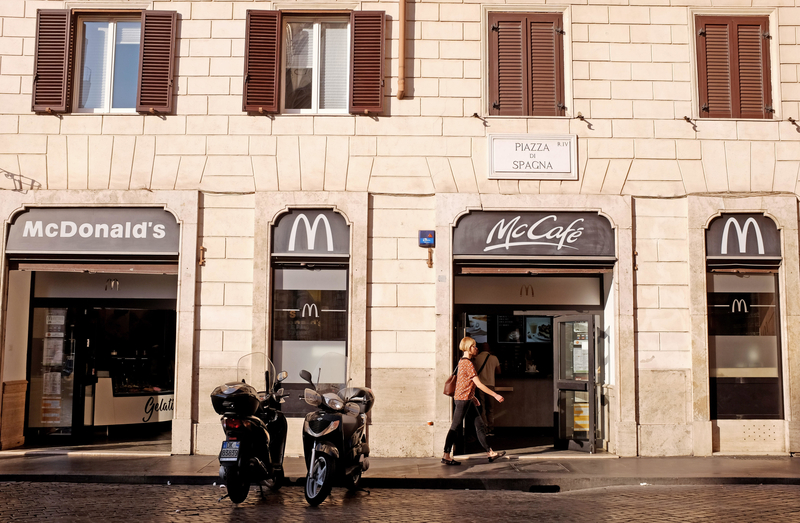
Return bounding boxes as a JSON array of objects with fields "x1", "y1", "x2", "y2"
[{"x1": 0, "y1": 0, "x2": 799, "y2": 457}]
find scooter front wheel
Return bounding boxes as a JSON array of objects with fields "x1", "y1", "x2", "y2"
[
  {"x1": 221, "y1": 465, "x2": 250, "y2": 504},
  {"x1": 304, "y1": 453, "x2": 334, "y2": 506}
]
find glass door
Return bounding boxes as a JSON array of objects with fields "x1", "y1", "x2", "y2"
[
  {"x1": 27, "y1": 307, "x2": 95, "y2": 438},
  {"x1": 553, "y1": 315, "x2": 595, "y2": 452},
  {"x1": 27, "y1": 307, "x2": 77, "y2": 434}
]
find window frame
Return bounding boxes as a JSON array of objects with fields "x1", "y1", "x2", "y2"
[
  {"x1": 705, "y1": 272, "x2": 784, "y2": 420},
  {"x1": 485, "y1": 10, "x2": 568, "y2": 118},
  {"x1": 692, "y1": 12, "x2": 779, "y2": 120},
  {"x1": 73, "y1": 14, "x2": 141, "y2": 115},
  {"x1": 280, "y1": 15, "x2": 352, "y2": 115}
]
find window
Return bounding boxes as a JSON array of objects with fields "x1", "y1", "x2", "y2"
[
  {"x1": 31, "y1": 10, "x2": 178, "y2": 114},
  {"x1": 707, "y1": 273, "x2": 782, "y2": 419},
  {"x1": 243, "y1": 10, "x2": 384, "y2": 115},
  {"x1": 76, "y1": 18, "x2": 141, "y2": 113},
  {"x1": 696, "y1": 16, "x2": 772, "y2": 119},
  {"x1": 705, "y1": 213, "x2": 783, "y2": 420},
  {"x1": 283, "y1": 17, "x2": 349, "y2": 113},
  {"x1": 488, "y1": 12, "x2": 565, "y2": 117}
]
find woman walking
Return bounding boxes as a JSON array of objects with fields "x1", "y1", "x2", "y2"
[{"x1": 442, "y1": 336, "x2": 506, "y2": 465}]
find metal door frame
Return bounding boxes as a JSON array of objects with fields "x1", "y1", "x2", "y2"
[{"x1": 553, "y1": 315, "x2": 596, "y2": 453}]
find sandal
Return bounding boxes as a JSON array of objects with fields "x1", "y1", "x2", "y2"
[
  {"x1": 487, "y1": 450, "x2": 506, "y2": 463},
  {"x1": 441, "y1": 458, "x2": 461, "y2": 466}
]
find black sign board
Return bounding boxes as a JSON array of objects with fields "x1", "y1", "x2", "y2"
[
  {"x1": 706, "y1": 213, "x2": 780, "y2": 258},
  {"x1": 453, "y1": 211, "x2": 615, "y2": 257},
  {"x1": 6, "y1": 207, "x2": 180, "y2": 255},
  {"x1": 272, "y1": 209, "x2": 349, "y2": 256}
]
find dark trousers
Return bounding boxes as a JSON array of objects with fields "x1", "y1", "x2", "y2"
[
  {"x1": 477, "y1": 387, "x2": 495, "y2": 433},
  {"x1": 443, "y1": 399, "x2": 489, "y2": 454}
]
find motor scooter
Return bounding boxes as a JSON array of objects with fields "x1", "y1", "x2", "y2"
[
  {"x1": 210, "y1": 352, "x2": 289, "y2": 503},
  {"x1": 299, "y1": 352, "x2": 375, "y2": 506}
]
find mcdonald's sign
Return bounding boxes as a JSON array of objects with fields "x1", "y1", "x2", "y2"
[
  {"x1": 706, "y1": 213, "x2": 780, "y2": 258},
  {"x1": 730, "y1": 299, "x2": 749, "y2": 313},
  {"x1": 273, "y1": 209, "x2": 350, "y2": 256}
]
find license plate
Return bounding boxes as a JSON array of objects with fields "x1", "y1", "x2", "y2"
[{"x1": 219, "y1": 441, "x2": 239, "y2": 461}]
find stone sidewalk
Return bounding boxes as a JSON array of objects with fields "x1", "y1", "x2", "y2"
[{"x1": 1, "y1": 449, "x2": 799, "y2": 492}]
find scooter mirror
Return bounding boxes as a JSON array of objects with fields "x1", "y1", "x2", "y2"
[
  {"x1": 277, "y1": 371, "x2": 288, "y2": 382},
  {"x1": 276, "y1": 388, "x2": 284, "y2": 396},
  {"x1": 299, "y1": 369, "x2": 313, "y2": 385},
  {"x1": 344, "y1": 402, "x2": 360, "y2": 417}
]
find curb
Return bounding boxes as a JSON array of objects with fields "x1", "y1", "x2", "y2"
[{"x1": 3, "y1": 474, "x2": 800, "y2": 492}]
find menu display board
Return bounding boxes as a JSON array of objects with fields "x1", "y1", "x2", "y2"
[
  {"x1": 466, "y1": 314, "x2": 488, "y2": 344},
  {"x1": 42, "y1": 308, "x2": 67, "y2": 425},
  {"x1": 526, "y1": 317, "x2": 552, "y2": 342},
  {"x1": 497, "y1": 315, "x2": 524, "y2": 344}
]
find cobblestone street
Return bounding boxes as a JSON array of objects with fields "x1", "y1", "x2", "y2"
[{"x1": 1, "y1": 482, "x2": 799, "y2": 522}]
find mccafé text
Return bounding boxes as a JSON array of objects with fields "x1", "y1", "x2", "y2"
[{"x1": 485, "y1": 215, "x2": 585, "y2": 252}]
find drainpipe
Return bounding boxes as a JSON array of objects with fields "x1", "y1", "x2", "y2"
[{"x1": 397, "y1": 0, "x2": 406, "y2": 99}]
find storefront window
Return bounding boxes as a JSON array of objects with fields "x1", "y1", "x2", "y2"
[
  {"x1": 707, "y1": 273, "x2": 782, "y2": 419},
  {"x1": 272, "y1": 268, "x2": 348, "y2": 415},
  {"x1": 97, "y1": 309, "x2": 176, "y2": 396},
  {"x1": 26, "y1": 305, "x2": 176, "y2": 433}
]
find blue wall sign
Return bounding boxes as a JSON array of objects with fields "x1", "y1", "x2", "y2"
[{"x1": 418, "y1": 230, "x2": 435, "y2": 248}]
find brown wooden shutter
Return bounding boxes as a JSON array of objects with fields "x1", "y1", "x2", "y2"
[
  {"x1": 736, "y1": 19, "x2": 771, "y2": 119},
  {"x1": 530, "y1": 14, "x2": 564, "y2": 116},
  {"x1": 488, "y1": 13, "x2": 563, "y2": 117},
  {"x1": 697, "y1": 19, "x2": 733, "y2": 118},
  {"x1": 696, "y1": 16, "x2": 771, "y2": 119},
  {"x1": 31, "y1": 9, "x2": 72, "y2": 113},
  {"x1": 136, "y1": 10, "x2": 178, "y2": 114},
  {"x1": 349, "y1": 11, "x2": 384, "y2": 114},
  {"x1": 489, "y1": 13, "x2": 526, "y2": 116},
  {"x1": 243, "y1": 10, "x2": 281, "y2": 113}
]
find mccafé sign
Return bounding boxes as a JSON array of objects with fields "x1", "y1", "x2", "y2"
[
  {"x1": 453, "y1": 211, "x2": 615, "y2": 257},
  {"x1": 272, "y1": 209, "x2": 350, "y2": 256},
  {"x1": 706, "y1": 213, "x2": 780, "y2": 258},
  {"x1": 6, "y1": 207, "x2": 180, "y2": 255}
]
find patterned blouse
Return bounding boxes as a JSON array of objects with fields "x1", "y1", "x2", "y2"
[{"x1": 454, "y1": 358, "x2": 477, "y2": 401}]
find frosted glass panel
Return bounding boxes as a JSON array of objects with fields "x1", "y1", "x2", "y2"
[
  {"x1": 111, "y1": 21, "x2": 141, "y2": 109},
  {"x1": 709, "y1": 336, "x2": 779, "y2": 377},
  {"x1": 274, "y1": 340, "x2": 346, "y2": 385},
  {"x1": 274, "y1": 268, "x2": 347, "y2": 290},
  {"x1": 708, "y1": 273, "x2": 775, "y2": 293},
  {"x1": 79, "y1": 22, "x2": 110, "y2": 109},
  {"x1": 319, "y1": 22, "x2": 348, "y2": 109}
]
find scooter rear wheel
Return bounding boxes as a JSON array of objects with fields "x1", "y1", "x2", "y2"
[
  {"x1": 265, "y1": 467, "x2": 284, "y2": 492},
  {"x1": 304, "y1": 453, "x2": 334, "y2": 506},
  {"x1": 221, "y1": 465, "x2": 250, "y2": 504}
]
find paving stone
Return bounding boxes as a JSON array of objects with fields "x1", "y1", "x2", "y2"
[{"x1": 0, "y1": 483, "x2": 799, "y2": 522}]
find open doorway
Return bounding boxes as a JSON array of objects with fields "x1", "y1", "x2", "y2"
[
  {"x1": 11, "y1": 272, "x2": 177, "y2": 454},
  {"x1": 453, "y1": 274, "x2": 612, "y2": 456}
]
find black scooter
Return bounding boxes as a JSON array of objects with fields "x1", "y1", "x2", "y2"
[
  {"x1": 210, "y1": 353, "x2": 289, "y2": 503},
  {"x1": 299, "y1": 352, "x2": 375, "y2": 506}
]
